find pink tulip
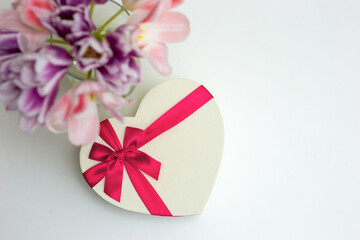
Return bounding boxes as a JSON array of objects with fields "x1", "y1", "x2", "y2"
[
  {"x1": 0, "y1": 0, "x2": 56, "y2": 52},
  {"x1": 122, "y1": 0, "x2": 183, "y2": 11},
  {"x1": 14, "y1": 0, "x2": 56, "y2": 30},
  {"x1": 46, "y1": 81, "x2": 130, "y2": 146},
  {"x1": 127, "y1": 0, "x2": 189, "y2": 75},
  {"x1": 122, "y1": 0, "x2": 151, "y2": 11}
]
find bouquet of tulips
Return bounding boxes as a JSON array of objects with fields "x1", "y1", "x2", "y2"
[{"x1": 0, "y1": 0, "x2": 189, "y2": 145}]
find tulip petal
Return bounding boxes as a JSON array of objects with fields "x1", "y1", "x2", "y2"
[
  {"x1": 0, "y1": 82, "x2": 21, "y2": 103},
  {"x1": 36, "y1": 46, "x2": 72, "y2": 96},
  {"x1": 141, "y1": 11, "x2": 189, "y2": 43},
  {"x1": 46, "y1": 93, "x2": 72, "y2": 133},
  {"x1": 46, "y1": 81, "x2": 102, "y2": 145},
  {"x1": 73, "y1": 81, "x2": 104, "y2": 95},
  {"x1": 17, "y1": 0, "x2": 55, "y2": 30},
  {"x1": 0, "y1": 9, "x2": 50, "y2": 52},
  {"x1": 20, "y1": 61, "x2": 37, "y2": 87},
  {"x1": 123, "y1": 0, "x2": 183, "y2": 12},
  {"x1": 18, "y1": 88, "x2": 44, "y2": 117},
  {"x1": 68, "y1": 95, "x2": 99, "y2": 146},
  {"x1": 5, "y1": 99, "x2": 19, "y2": 111},
  {"x1": 127, "y1": 1, "x2": 162, "y2": 25},
  {"x1": 171, "y1": 0, "x2": 184, "y2": 8},
  {"x1": 142, "y1": 42, "x2": 171, "y2": 75},
  {"x1": 21, "y1": 4, "x2": 46, "y2": 30},
  {"x1": 37, "y1": 66, "x2": 67, "y2": 96},
  {"x1": 0, "y1": 10, "x2": 33, "y2": 33},
  {"x1": 43, "y1": 45, "x2": 74, "y2": 66},
  {"x1": 37, "y1": 86, "x2": 58, "y2": 125},
  {"x1": 98, "y1": 91, "x2": 131, "y2": 121},
  {"x1": 19, "y1": 114, "x2": 38, "y2": 132},
  {"x1": 122, "y1": 0, "x2": 150, "y2": 11},
  {"x1": 18, "y1": 32, "x2": 49, "y2": 52},
  {"x1": 74, "y1": 36, "x2": 113, "y2": 73},
  {"x1": 0, "y1": 31, "x2": 21, "y2": 54}
]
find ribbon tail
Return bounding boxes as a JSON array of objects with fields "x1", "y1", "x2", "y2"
[
  {"x1": 125, "y1": 162, "x2": 172, "y2": 216},
  {"x1": 83, "y1": 162, "x2": 108, "y2": 188},
  {"x1": 104, "y1": 160, "x2": 124, "y2": 202},
  {"x1": 127, "y1": 150, "x2": 161, "y2": 180}
]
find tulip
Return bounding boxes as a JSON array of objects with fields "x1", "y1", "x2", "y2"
[
  {"x1": 122, "y1": 0, "x2": 183, "y2": 11},
  {"x1": 0, "y1": 0, "x2": 56, "y2": 52},
  {"x1": 127, "y1": 0, "x2": 189, "y2": 75},
  {"x1": 46, "y1": 81, "x2": 130, "y2": 146},
  {"x1": 55, "y1": 0, "x2": 108, "y2": 6},
  {"x1": 73, "y1": 35, "x2": 113, "y2": 73},
  {"x1": 96, "y1": 25, "x2": 141, "y2": 94},
  {"x1": 42, "y1": 4, "x2": 96, "y2": 44},
  {"x1": 0, "y1": 45, "x2": 73, "y2": 132}
]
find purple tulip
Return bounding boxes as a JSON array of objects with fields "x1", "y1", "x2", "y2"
[
  {"x1": 95, "y1": 0, "x2": 108, "y2": 4},
  {"x1": 0, "y1": 31, "x2": 23, "y2": 111},
  {"x1": 0, "y1": 45, "x2": 73, "y2": 132},
  {"x1": 0, "y1": 30, "x2": 22, "y2": 73},
  {"x1": 0, "y1": 31, "x2": 22, "y2": 57},
  {"x1": 55, "y1": 0, "x2": 108, "y2": 6},
  {"x1": 73, "y1": 35, "x2": 113, "y2": 73},
  {"x1": 95, "y1": 25, "x2": 141, "y2": 94},
  {"x1": 42, "y1": 5, "x2": 96, "y2": 44}
]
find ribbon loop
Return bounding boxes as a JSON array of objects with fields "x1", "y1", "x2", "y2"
[
  {"x1": 123, "y1": 127, "x2": 144, "y2": 149},
  {"x1": 83, "y1": 162, "x2": 108, "y2": 188},
  {"x1": 89, "y1": 142, "x2": 114, "y2": 162},
  {"x1": 84, "y1": 124, "x2": 164, "y2": 205},
  {"x1": 99, "y1": 120, "x2": 122, "y2": 151}
]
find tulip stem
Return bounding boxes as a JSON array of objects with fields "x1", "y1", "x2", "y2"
[
  {"x1": 95, "y1": 8, "x2": 125, "y2": 35},
  {"x1": 90, "y1": 0, "x2": 95, "y2": 18},
  {"x1": 47, "y1": 39, "x2": 70, "y2": 45}
]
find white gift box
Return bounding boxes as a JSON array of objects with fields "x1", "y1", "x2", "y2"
[{"x1": 80, "y1": 79, "x2": 224, "y2": 216}]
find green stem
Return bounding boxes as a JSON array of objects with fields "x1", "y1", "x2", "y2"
[
  {"x1": 87, "y1": 70, "x2": 92, "y2": 79},
  {"x1": 95, "y1": 8, "x2": 125, "y2": 35},
  {"x1": 47, "y1": 39, "x2": 70, "y2": 45},
  {"x1": 90, "y1": 0, "x2": 95, "y2": 18}
]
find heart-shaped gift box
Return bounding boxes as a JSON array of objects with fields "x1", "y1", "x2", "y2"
[{"x1": 80, "y1": 79, "x2": 224, "y2": 216}]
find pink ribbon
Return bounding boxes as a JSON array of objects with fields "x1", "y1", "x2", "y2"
[{"x1": 82, "y1": 85, "x2": 213, "y2": 216}]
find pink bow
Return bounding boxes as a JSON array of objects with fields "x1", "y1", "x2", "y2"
[{"x1": 83, "y1": 121, "x2": 171, "y2": 215}]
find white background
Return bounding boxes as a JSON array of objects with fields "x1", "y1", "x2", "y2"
[{"x1": 1, "y1": 0, "x2": 360, "y2": 239}]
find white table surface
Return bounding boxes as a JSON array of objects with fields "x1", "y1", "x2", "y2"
[{"x1": 1, "y1": 0, "x2": 360, "y2": 239}]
